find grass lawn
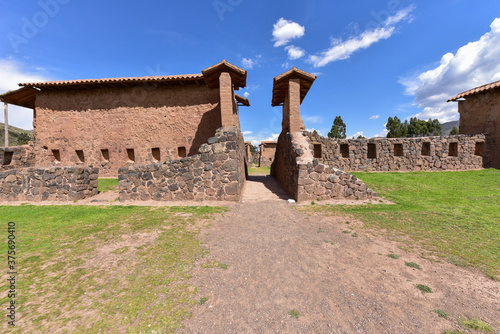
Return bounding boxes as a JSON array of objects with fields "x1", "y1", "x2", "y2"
[
  {"x1": 247, "y1": 166, "x2": 271, "y2": 175},
  {"x1": 97, "y1": 178, "x2": 119, "y2": 193},
  {"x1": 0, "y1": 205, "x2": 227, "y2": 333},
  {"x1": 300, "y1": 169, "x2": 500, "y2": 280}
]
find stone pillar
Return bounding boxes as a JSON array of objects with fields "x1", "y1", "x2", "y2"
[
  {"x1": 285, "y1": 78, "x2": 305, "y2": 133},
  {"x1": 4, "y1": 103, "x2": 8, "y2": 147},
  {"x1": 219, "y1": 72, "x2": 234, "y2": 127}
]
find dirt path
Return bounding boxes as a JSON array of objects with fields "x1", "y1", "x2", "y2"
[{"x1": 181, "y1": 177, "x2": 500, "y2": 333}]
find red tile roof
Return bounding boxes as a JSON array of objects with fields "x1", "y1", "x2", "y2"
[
  {"x1": 19, "y1": 73, "x2": 204, "y2": 88},
  {"x1": 448, "y1": 80, "x2": 500, "y2": 102}
]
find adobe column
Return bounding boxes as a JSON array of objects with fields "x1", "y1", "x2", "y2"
[
  {"x1": 287, "y1": 78, "x2": 305, "y2": 132},
  {"x1": 219, "y1": 72, "x2": 234, "y2": 127}
]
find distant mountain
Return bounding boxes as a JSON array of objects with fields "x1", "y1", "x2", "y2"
[
  {"x1": 0, "y1": 122, "x2": 34, "y2": 146},
  {"x1": 441, "y1": 120, "x2": 459, "y2": 135}
]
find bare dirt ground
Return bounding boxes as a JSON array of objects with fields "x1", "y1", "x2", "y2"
[
  {"x1": 180, "y1": 175, "x2": 500, "y2": 333},
  {"x1": 1, "y1": 176, "x2": 499, "y2": 333}
]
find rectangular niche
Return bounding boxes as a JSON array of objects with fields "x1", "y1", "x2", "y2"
[
  {"x1": 127, "y1": 148, "x2": 135, "y2": 162},
  {"x1": 152, "y1": 147, "x2": 161, "y2": 162},
  {"x1": 474, "y1": 141, "x2": 484, "y2": 156},
  {"x1": 313, "y1": 144, "x2": 322, "y2": 158},
  {"x1": 394, "y1": 143, "x2": 403, "y2": 157},
  {"x1": 75, "y1": 150, "x2": 85, "y2": 163},
  {"x1": 340, "y1": 144, "x2": 349, "y2": 158},
  {"x1": 101, "y1": 149, "x2": 110, "y2": 162},
  {"x1": 367, "y1": 143, "x2": 377, "y2": 159},
  {"x1": 52, "y1": 149, "x2": 61, "y2": 162},
  {"x1": 178, "y1": 146, "x2": 187, "y2": 158},
  {"x1": 2, "y1": 151, "x2": 13, "y2": 165},
  {"x1": 449, "y1": 142, "x2": 458, "y2": 157},
  {"x1": 421, "y1": 142, "x2": 431, "y2": 156}
]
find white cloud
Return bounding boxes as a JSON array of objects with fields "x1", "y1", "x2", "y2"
[
  {"x1": 302, "y1": 115, "x2": 322, "y2": 123},
  {"x1": 369, "y1": 115, "x2": 380, "y2": 120},
  {"x1": 401, "y1": 17, "x2": 500, "y2": 123},
  {"x1": 244, "y1": 132, "x2": 280, "y2": 146},
  {"x1": 350, "y1": 131, "x2": 364, "y2": 139},
  {"x1": 285, "y1": 45, "x2": 305, "y2": 60},
  {"x1": 308, "y1": 6, "x2": 414, "y2": 67},
  {"x1": 0, "y1": 58, "x2": 49, "y2": 130},
  {"x1": 243, "y1": 92, "x2": 250, "y2": 98},
  {"x1": 272, "y1": 18, "x2": 305, "y2": 47},
  {"x1": 241, "y1": 57, "x2": 256, "y2": 69},
  {"x1": 242, "y1": 131, "x2": 253, "y2": 135},
  {"x1": 373, "y1": 128, "x2": 389, "y2": 138},
  {"x1": 305, "y1": 128, "x2": 323, "y2": 136}
]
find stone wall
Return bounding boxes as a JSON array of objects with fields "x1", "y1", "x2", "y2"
[
  {"x1": 457, "y1": 90, "x2": 499, "y2": 168},
  {"x1": 272, "y1": 132, "x2": 378, "y2": 202},
  {"x1": 306, "y1": 132, "x2": 485, "y2": 172},
  {"x1": 0, "y1": 144, "x2": 36, "y2": 171},
  {"x1": 259, "y1": 142, "x2": 277, "y2": 167},
  {"x1": 33, "y1": 84, "x2": 222, "y2": 176},
  {"x1": 0, "y1": 166, "x2": 99, "y2": 201},
  {"x1": 118, "y1": 127, "x2": 246, "y2": 202}
]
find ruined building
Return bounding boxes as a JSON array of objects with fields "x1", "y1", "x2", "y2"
[
  {"x1": 448, "y1": 80, "x2": 500, "y2": 168},
  {"x1": 0, "y1": 60, "x2": 250, "y2": 177},
  {"x1": 258, "y1": 141, "x2": 277, "y2": 167},
  {"x1": 0, "y1": 60, "x2": 250, "y2": 201}
]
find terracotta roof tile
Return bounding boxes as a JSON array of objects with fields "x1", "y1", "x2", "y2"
[
  {"x1": 448, "y1": 80, "x2": 500, "y2": 102},
  {"x1": 19, "y1": 73, "x2": 204, "y2": 87}
]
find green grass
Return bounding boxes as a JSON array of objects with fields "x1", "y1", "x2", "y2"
[
  {"x1": 299, "y1": 170, "x2": 500, "y2": 279},
  {"x1": 288, "y1": 309, "x2": 300, "y2": 318},
  {"x1": 405, "y1": 262, "x2": 422, "y2": 270},
  {"x1": 433, "y1": 309, "x2": 449, "y2": 318},
  {"x1": 97, "y1": 178, "x2": 119, "y2": 192},
  {"x1": 458, "y1": 317, "x2": 494, "y2": 332},
  {"x1": 416, "y1": 284, "x2": 433, "y2": 293},
  {"x1": 0, "y1": 205, "x2": 227, "y2": 333},
  {"x1": 247, "y1": 166, "x2": 271, "y2": 175},
  {"x1": 387, "y1": 254, "x2": 400, "y2": 259}
]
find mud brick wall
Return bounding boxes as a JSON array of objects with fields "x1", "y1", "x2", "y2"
[
  {"x1": 272, "y1": 132, "x2": 377, "y2": 202},
  {"x1": 33, "y1": 84, "x2": 222, "y2": 176},
  {"x1": 118, "y1": 127, "x2": 246, "y2": 202},
  {"x1": 306, "y1": 132, "x2": 485, "y2": 172},
  {"x1": 0, "y1": 166, "x2": 99, "y2": 201},
  {"x1": 0, "y1": 144, "x2": 36, "y2": 171}
]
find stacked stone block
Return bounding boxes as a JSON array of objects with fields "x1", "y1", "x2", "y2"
[
  {"x1": 0, "y1": 145, "x2": 36, "y2": 171},
  {"x1": 306, "y1": 132, "x2": 484, "y2": 172},
  {"x1": 272, "y1": 132, "x2": 378, "y2": 202},
  {"x1": 118, "y1": 127, "x2": 245, "y2": 202},
  {"x1": 0, "y1": 166, "x2": 99, "y2": 201}
]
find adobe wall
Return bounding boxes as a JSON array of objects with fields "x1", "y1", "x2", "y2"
[
  {"x1": 0, "y1": 144, "x2": 36, "y2": 171},
  {"x1": 305, "y1": 132, "x2": 484, "y2": 171},
  {"x1": 259, "y1": 142, "x2": 277, "y2": 167},
  {"x1": 118, "y1": 127, "x2": 246, "y2": 202},
  {"x1": 457, "y1": 90, "x2": 500, "y2": 168},
  {"x1": 272, "y1": 132, "x2": 378, "y2": 202},
  {"x1": 0, "y1": 166, "x2": 99, "y2": 201},
  {"x1": 33, "y1": 84, "x2": 222, "y2": 176}
]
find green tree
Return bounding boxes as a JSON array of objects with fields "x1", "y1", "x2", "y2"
[
  {"x1": 386, "y1": 116, "x2": 407, "y2": 138},
  {"x1": 328, "y1": 116, "x2": 346, "y2": 139},
  {"x1": 427, "y1": 118, "x2": 442, "y2": 136},
  {"x1": 17, "y1": 132, "x2": 32, "y2": 145},
  {"x1": 450, "y1": 126, "x2": 459, "y2": 135}
]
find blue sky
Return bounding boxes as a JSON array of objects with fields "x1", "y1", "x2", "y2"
[{"x1": 1, "y1": 0, "x2": 500, "y2": 144}]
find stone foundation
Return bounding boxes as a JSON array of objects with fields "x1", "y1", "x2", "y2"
[
  {"x1": 0, "y1": 166, "x2": 99, "y2": 201},
  {"x1": 306, "y1": 132, "x2": 484, "y2": 171},
  {"x1": 0, "y1": 144, "x2": 36, "y2": 171},
  {"x1": 272, "y1": 132, "x2": 378, "y2": 202},
  {"x1": 118, "y1": 127, "x2": 246, "y2": 202}
]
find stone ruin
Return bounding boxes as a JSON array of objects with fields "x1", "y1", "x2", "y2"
[
  {"x1": 258, "y1": 141, "x2": 277, "y2": 167},
  {"x1": 0, "y1": 61, "x2": 497, "y2": 203}
]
